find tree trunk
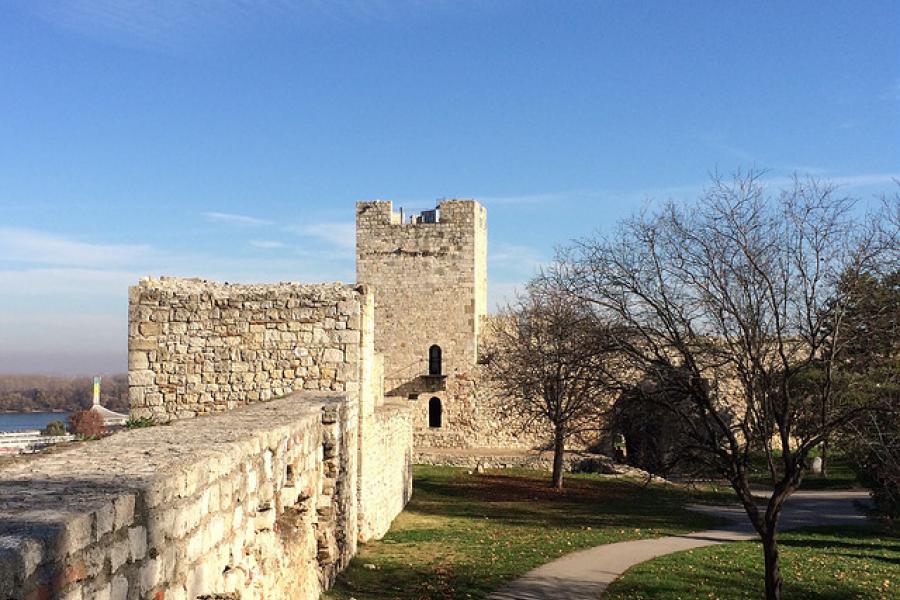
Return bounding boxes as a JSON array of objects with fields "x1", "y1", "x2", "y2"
[
  {"x1": 762, "y1": 529, "x2": 783, "y2": 600},
  {"x1": 820, "y1": 438, "x2": 829, "y2": 477},
  {"x1": 551, "y1": 425, "x2": 566, "y2": 490}
]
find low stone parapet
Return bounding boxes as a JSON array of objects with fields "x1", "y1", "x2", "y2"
[
  {"x1": 0, "y1": 430, "x2": 75, "y2": 454},
  {"x1": 413, "y1": 448, "x2": 651, "y2": 478},
  {"x1": 0, "y1": 393, "x2": 356, "y2": 600}
]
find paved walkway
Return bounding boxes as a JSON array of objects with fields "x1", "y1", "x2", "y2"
[{"x1": 487, "y1": 490, "x2": 871, "y2": 600}]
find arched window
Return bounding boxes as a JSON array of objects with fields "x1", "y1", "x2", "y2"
[
  {"x1": 428, "y1": 397, "x2": 442, "y2": 428},
  {"x1": 428, "y1": 344, "x2": 442, "y2": 376}
]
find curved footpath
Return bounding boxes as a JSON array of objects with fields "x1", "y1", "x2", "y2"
[{"x1": 487, "y1": 490, "x2": 871, "y2": 600}]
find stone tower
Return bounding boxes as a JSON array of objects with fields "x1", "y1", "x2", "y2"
[{"x1": 356, "y1": 199, "x2": 487, "y2": 445}]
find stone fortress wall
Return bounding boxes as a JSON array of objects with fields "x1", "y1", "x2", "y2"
[
  {"x1": 357, "y1": 200, "x2": 549, "y2": 451},
  {"x1": 0, "y1": 198, "x2": 557, "y2": 600},
  {"x1": 1, "y1": 278, "x2": 412, "y2": 600},
  {"x1": 356, "y1": 200, "x2": 486, "y2": 402},
  {"x1": 127, "y1": 279, "x2": 369, "y2": 422},
  {"x1": 1, "y1": 395, "x2": 357, "y2": 600},
  {"x1": 127, "y1": 278, "x2": 411, "y2": 543}
]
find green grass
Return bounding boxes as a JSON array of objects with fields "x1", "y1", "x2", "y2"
[
  {"x1": 604, "y1": 525, "x2": 900, "y2": 600},
  {"x1": 325, "y1": 466, "x2": 734, "y2": 600},
  {"x1": 747, "y1": 452, "x2": 863, "y2": 491}
]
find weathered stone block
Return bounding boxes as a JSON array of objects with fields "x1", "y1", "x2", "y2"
[
  {"x1": 139, "y1": 321, "x2": 163, "y2": 336},
  {"x1": 93, "y1": 503, "x2": 116, "y2": 542},
  {"x1": 139, "y1": 557, "x2": 162, "y2": 594},
  {"x1": 128, "y1": 526, "x2": 147, "y2": 562},
  {"x1": 130, "y1": 370, "x2": 155, "y2": 387}
]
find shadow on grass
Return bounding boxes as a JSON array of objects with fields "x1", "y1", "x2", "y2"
[
  {"x1": 835, "y1": 551, "x2": 900, "y2": 567},
  {"x1": 609, "y1": 575, "x2": 878, "y2": 600},
  {"x1": 779, "y1": 536, "x2": 900, "y2": 554},
  {"x1": 409, "y1": 470, "x2": 732, "y2": 532},
  {"x1": 605, "y1": 524, "x2": 900, "y2": 600},
  {"x1": 747, "y1": 452, "x2": 863, "y2": 492},
  {"x1": 330, "y1": 560, "x2": 503, "y2": 600},
  {"x1": 325, "y1": 467, "x2": 740, "y2": 600}
]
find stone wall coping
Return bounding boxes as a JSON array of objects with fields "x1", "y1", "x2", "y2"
[
  {"x1": 132, "y1": 277, "x2": 363, "y2": 298},
  {"x1": 372, "y1": 402, "x2": 411, "y2": 419},
  {"x1": 0, "y1": 392, "x2": 345, "y2": 588}
]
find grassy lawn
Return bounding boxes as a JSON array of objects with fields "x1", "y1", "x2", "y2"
[
  {"x1": 604, "y1": 525, "x2": 900, "y2": 600},
  {"x1": 325, "y1": 465, "x2": 734, "y2": 600},
  {"x1": 748, "y1": 452, "x2": 863, "y2": 491}
]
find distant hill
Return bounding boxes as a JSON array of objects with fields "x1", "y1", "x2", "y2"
[{"x1": 0, "y1": 374, "x2": 129, "y2": 413}]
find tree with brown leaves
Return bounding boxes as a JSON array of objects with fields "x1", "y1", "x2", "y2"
[{"x1": 68, "y1": 409, "x2": 107, "y2": 439}]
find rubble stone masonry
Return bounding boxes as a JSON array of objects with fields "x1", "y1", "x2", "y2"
[
  {"x1": 0, "y1": 277, "x2": 414, "y2": 599},
  {"x1": 0, "y1": 197, "x2": 561, "y2": 599},
  {"x1": 128, "y1": 278, "x2": 368, "y2": 422},
  {"x1": 0, "y1": 394, "x2": 355, "y2": 600},
  {"x1": 357, "y1": 201, "x2": 549, "y2": 450},
  {"x1": 356, "y1": 200, "x2": 487, "y2": 392}
]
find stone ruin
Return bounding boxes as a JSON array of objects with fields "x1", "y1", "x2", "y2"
[
  {"x1": 356, "y1": 200, "x2": 546, "y2": 450},
  {"x1": 0, "y1": 199, "x2": 552, "y2": 600}
]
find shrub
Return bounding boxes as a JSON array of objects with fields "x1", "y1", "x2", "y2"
[
  {"x1": 125, "y1": 416, "x2": 156, "y2": 429},
  {"x1": 42, "y1": 420, "x2": 67, "y2": 436},
  {"x1": 849, "y1": 402, "x2": 900, "y2": 519},
  {"x1": 853, "y1": 450, "x2": 900, "y2": 519},
  {"x1": 68, "y1": 410, "x2": 106, "y2": 439}
]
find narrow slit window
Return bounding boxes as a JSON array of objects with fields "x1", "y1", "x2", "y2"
[
  {"x1": 428, "y1": 344, "x2": 442, "y2": 376},
  {"x1": 429, "y1": 397, "x2": 442, "y2": 428}
]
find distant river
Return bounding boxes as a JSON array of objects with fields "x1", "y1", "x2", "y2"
[{"x1": 0, "y1": 412, "x2": 69, "y2": 432}]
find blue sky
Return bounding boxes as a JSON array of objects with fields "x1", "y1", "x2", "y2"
[{"x1": 1, "y1": 1, "x2": 898, "y2": 375}]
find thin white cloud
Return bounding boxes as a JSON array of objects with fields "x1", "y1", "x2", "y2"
[
  {"x1": 474, "y1": 172, "x2": 900, "y2": 221},
  {"x1": 787, "y1": 165, "x2": 829, "y2": 176},
  {"x1": 249, "y1": 240, "x2": 286, "y2": 249},
  {"x1": 204, "y1": 212, "x2": 272, "y2": 226},
  {"x1": 488, "y1": 244, "x2": 545, "y2": 313},
  {"x1": 830, "y1": 173, "x2": 900, "y2": 189},
  {"x1": 480, "y1": 193, "x2": 563, "y2": 206},
  {"x1": 29, "y1": 1, "x2": 477, "y2": 52},
  {"x1": 0, "y1": 225, "x2": 360, "y2": 372},
  {"x1": 637, "y1": 173, "x2": 900, "y2": 203},
  {"x1": 489, "y1": 243, "x2": 545, "y2": 275},
  {"x1": 0, "y1": 311, "x2": 124, "y2": 355},
  {"x1": 697, "y1": 133, "x2": 756, "y2": 163},
  {"x1": 287, "y1": 222, "x2": 356, "y2": 250},
  {"x1": 0, "y1": 227, "x2": 151, "y2": 268},
  {"x1": 734, "y1": 172, "x2": 900, "y2": 194},
  {"x1": 0, "y1": 268, "x2": 139, "y2": 295},
  {"x1": 31, "y1": 0, "x2": 261, "y2": 52},
  {"x1": 488, "y1": 282, "x2": 524, "y2": 312}
]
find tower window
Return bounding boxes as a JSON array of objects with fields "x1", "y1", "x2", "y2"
[
  {"x1": 428, "y1": 345, "x2": 442, "y2": 376},
  {"x1": 429, "y1": 397, "x2": 442, "y2": 428}
]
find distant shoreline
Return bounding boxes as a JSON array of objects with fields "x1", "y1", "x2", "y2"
[{"x1": 0, "y1": 410, "x2": 68, "y2": 414}]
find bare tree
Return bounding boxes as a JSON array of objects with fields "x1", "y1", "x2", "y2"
[
  {"x1": 554, "y1": 171, "x2": 891, "y2": 599},
  {"x1": 483, "y1": 279, "x2": 607, "y2": 489}
]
